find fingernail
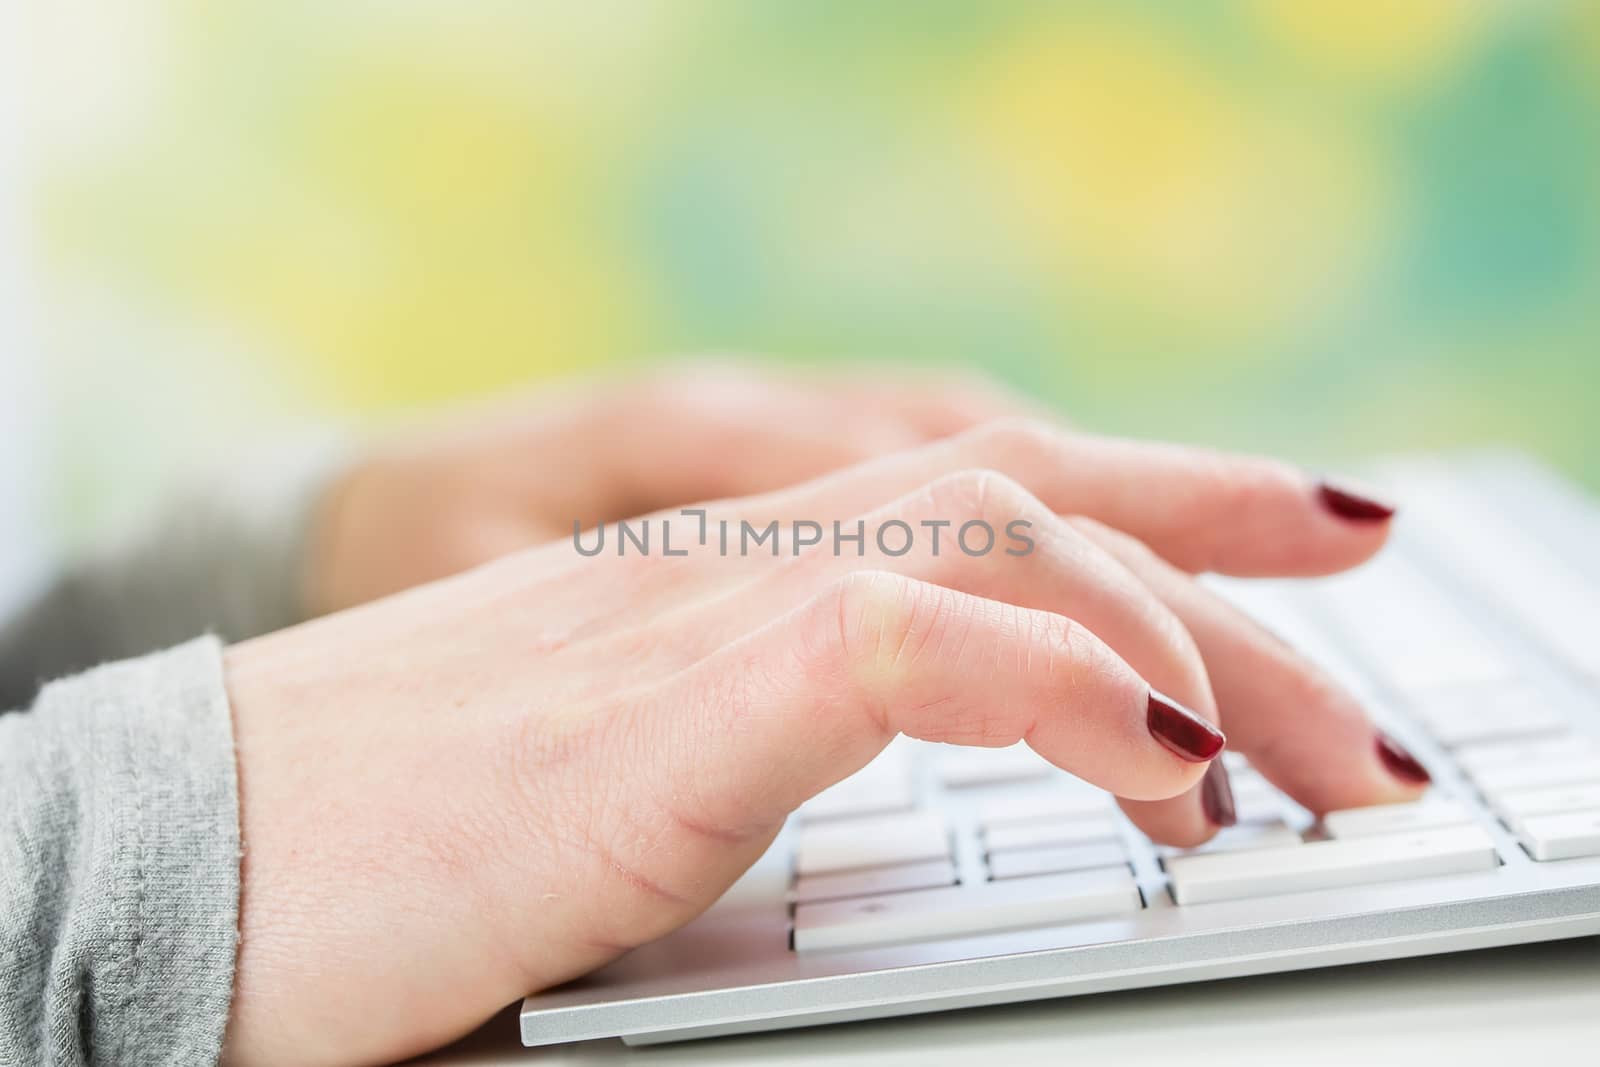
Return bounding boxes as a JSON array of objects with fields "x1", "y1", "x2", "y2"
[
  {"x1": 1376, "y1": 731, "x2": 1432, "y2": 785},
  {"x1": 1318, "y1": 479, "x2": 1397, "y2": 522},
  {"x1": 1147, "y1": 690, "x2": 1227, "y2": 763},
  {"x1": 1200, "y1": 761, "x2": 1237, "y2": 827}
]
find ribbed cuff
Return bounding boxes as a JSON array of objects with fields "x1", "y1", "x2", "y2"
[{"x1": 18, "y1": 637, "x2": 239, "y2": 1066}]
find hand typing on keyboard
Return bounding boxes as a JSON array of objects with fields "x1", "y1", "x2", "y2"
[{"x1": 218, "y1": 408, "x2": 1417, "y2": 1066}]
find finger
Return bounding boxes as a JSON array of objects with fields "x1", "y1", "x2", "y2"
[
  {"x1": 555, "y1": 572, "x2": 1222, "y2": 953},
  {"x1": 607, "y1": 470, "x2": 1227, "y2": 845},
  {"x1": 1070, "y1": 517, "x2": 1428, "y2": 815},
  {"x1": 618, "y1": 573, "x2": 1219, "y2": 905},
  {"x1": 716, "y1": 416, "x2": 1396, "y2": 577}
]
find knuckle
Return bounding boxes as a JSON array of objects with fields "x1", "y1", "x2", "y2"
[
  {"x1": 826, "y1": 570, "x2": 921, "y2": 664},
  {"x1": 1043, "y1": 612, "x2": 1092, "y2": 681},
  {"x1": 924, "y1": 468, "x2": 1037, "y2": 523},
  {"x1": 1045, "y1": 614, "x2": 1125, "y2": 711},
  {"x1": 822, "y1": 571, "x2": 957, "y2": 715},
  {"x1": 966, "y1": 414, "x2": 1060, "y2": 466}
]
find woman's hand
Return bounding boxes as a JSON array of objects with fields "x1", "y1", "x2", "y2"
[
  {"x1": 221, "y1": 417, "x2": 1416, "y2": 1066},
  {"x1": 302, "y1": 365, "x2": 1041, "y2": 614}
]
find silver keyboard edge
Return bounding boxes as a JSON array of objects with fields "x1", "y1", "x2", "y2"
[
  {"x1": 620, "y1": 912, "x2": 1600, "y2": 1044},
  {"x1": 523, "y1": 881, "x2": 1600, "y2": 1045}
]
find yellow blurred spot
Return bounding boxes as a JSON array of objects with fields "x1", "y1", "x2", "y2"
[
  {"x1": 1573, "y1": 1, "x2": 1600, "y2": 97},
  {"x1": 970, "y1": 18, "x2": 1390, "y2": 367},
  {"x1": 188, "y1": 51, "x2": 650, "y2": 409},
  {"x1": 1243, "y1": 0, "x2": 1490, "y2": 90}
]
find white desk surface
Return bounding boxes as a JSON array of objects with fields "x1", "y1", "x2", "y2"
[{"x1": 411, "y1": 936, "x2": 1600, "y2": 1066}]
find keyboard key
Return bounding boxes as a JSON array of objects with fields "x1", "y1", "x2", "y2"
[
  {"x1": 988, "y1": 842, "x2": 1128, "y2": 881},
  {"x1": 1385, "y1": 472, "x2": 1600, "y2": 677},
  {"x1": 1322, "y1": 798, "x2": 1473, "y2": 839},
  {"x1": 1408, "y1": 679, "x2": 1550, "y2": 724},
  {"x1": 793, "y1": 868, "x2": 1140, "y2": 953},
  {"x1": 799, "y1": 772, "x2": 915, "y2": 823},
  {"x1": 1230, "y1": 778, "x2": 1288, "y2": 822},
  {"x1": 1166, "y1": 826, "x2": 1499, "y2": 905},
  {"x1": 1315, "y1": 556, "x2": 1514, "y2": 693},
  {"x1": 985, "y1": 816, "x2": 1121, "y2": 854},
  {"x1": 1158, "y1": 819, "x2": 1302, "y2": 859},
  {"x1": 793, "y1": 859, "x2": 957, "y2": 904},
  {"x1": 1473, "y1": 543, "x2": 1600, "y2": 677},
  {"x1": 1469, "y1": 757, "x2": 1600, "y2": 795},
  {"x1": 1416, "y1": 696, "x2": 1568, "y2": 749},
  {"x1": 1454, "y1": 735, "x2": 1597, "y2": 773},
  {"x1": 1205, "y1": 577, "x2": 1363, "y2": 682},
  {"x1": 1494, "y1": 784, "x2": 1600, "y2": 830},
  {"x1": 937, "y1": 743, "x2": 1054, "y2": 788},
  {"x1": 795, "y1": 812, "x2": 949, "y2": 876},
  {"x1": 976, "y1": 790, "x2": 1113, "y2": 828},
  {"x1": 1519, "y1": 810, "x2": 1600, "y2": 861},
  {"x1": 799, "y1": 740, "x2": 916, "y2": 822}
]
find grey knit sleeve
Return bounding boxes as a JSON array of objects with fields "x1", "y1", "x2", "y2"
[
  {"x1": 0, "y1": 438, "x2": 346, "y2": 711},
  {"x1": 0, "y1": 637, "x2": 240, "y2": 1067}
]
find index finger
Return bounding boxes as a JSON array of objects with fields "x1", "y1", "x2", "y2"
[{"x1": 717, "y1": 417, "x2": 1396, "y2": 577}]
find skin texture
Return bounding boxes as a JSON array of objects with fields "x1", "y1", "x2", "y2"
[{"x1": 220, "y1": 372, "x2": 1421, "y2": 1066}]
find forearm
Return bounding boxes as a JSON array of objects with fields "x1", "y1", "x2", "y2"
[
  {"x1": 0, "y1": 439, "x2": 344, "y2": 710},
  {"x1": 0, "y1": 638, "x2": 240, "y2": 1067}
]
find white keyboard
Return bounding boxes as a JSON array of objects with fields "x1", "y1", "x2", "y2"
[{"x1": 520, "y1": 453, "x2": 1600, "y2": 1047}]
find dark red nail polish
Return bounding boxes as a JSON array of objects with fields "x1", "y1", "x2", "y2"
[
  {"x1": 1147, "y1": 690, "x2": 1227, "y2": 763},
  {"x1": 1318, "y1": 479, "x2": 1397, "y2": 522},
  {"x1": 1376, "y1": 732, "x2": 1432, "y2": 785},
  {"x1": 1200, "y1": 761, "x2": 1237, "y2": 828}
]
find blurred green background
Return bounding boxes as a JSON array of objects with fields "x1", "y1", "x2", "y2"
[{"x1": 26, "y1": 1, "x2": 1600, "y2": 538}]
